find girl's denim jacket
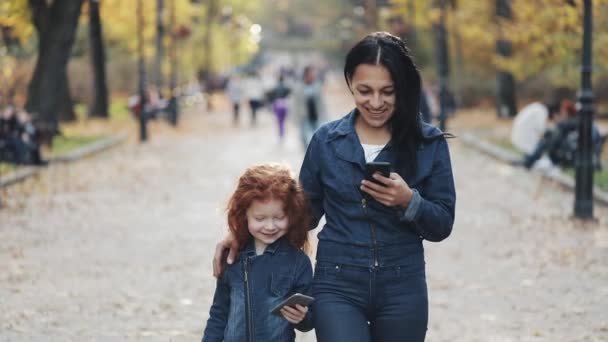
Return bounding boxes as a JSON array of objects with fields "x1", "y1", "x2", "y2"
[
  {"x1": 202, "y1": 238, "x2": 313, "y2": 342},
  {"x1": 299, "y1": 110, "x2": 456, "y2": 268}
]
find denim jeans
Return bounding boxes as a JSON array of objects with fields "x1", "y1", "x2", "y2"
[{"x1": 313, "y1": 261, "x2": 428, "y2": 342}]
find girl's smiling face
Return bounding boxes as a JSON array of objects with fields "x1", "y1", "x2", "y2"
[
  {"x1": 246, "y1": 198, "x2": 289, "y2": 254},
  {"x1": 349, "y1": 63, "x2": 396, "y2": 131}
]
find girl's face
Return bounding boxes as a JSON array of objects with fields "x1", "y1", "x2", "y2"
[
  {"x1": 246, "y1": 198, "x2": 289, "y2": 254},
  {"x1": 349, "y1": 64, "x2": 396, "y2": 131}
]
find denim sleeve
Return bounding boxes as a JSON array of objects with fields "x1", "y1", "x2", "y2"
[
  {"x1": 399, "y1": 137, "x2": 456, "y2": 242},
  {"x1": 202, "y1": 276, "x2": 230, "y2": 342},
  {"x1": 299, "y1": 133, "x2": 325, "y2": 229},
  {"x1": 292, "y1": 253, "x2": 314, "y2": 332}
]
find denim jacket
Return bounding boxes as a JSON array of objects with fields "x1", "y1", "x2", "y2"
[
  {"x1": 299, "y1": 110, "x2": 456, "y2": 268},
  {"x1": 202, "y1": 238, "x2": 313, "y2": 342}
]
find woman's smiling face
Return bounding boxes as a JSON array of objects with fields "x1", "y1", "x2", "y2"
[{"x1": 349, "y1": 63, "x2": 396, "y2": 131}]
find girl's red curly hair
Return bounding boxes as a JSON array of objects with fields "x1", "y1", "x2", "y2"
[{"x1": 226, "y1": 163, "x2": 309, "y2": 251}]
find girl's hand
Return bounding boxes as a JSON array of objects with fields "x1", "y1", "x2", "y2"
[
  {"x1": 280, "y1": 304, "x2": 308, "y2": 324},
  {"x1": 212, "y1": 233, "x2": 239, "y2": 278},
  {"x1": 360, "y1": 172, "x2": 413, "y2": 208}
]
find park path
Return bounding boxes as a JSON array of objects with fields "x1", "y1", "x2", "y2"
[{"x1": 1, "y1": 77, "x2": 607, "y2": 341}]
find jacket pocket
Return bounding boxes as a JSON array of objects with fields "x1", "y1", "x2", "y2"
[{"x1": 271, "y1": 273, "x2": 293, "y2": 297}]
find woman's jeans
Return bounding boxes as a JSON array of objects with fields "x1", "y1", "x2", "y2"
[{"x1": 313, "y1": 261, "x2": 428, "y2": 342}]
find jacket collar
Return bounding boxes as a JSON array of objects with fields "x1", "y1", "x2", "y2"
[
  {"x1": 241, "y1": 236, "x2": 289, "y2": 257},
  {"x1": 326, "y1": 109, "x2": 357, "y2": 141},
  {"x1": 326, "y1": 109, "x2": 393, "y2": 167}
]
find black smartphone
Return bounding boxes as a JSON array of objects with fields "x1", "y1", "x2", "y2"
[
  {"x1": 270, "y1": 293, "x2": 315, "y2": 316},
  {"x1": 365, "y1": 161, "x2": 391, "y2": 186}
]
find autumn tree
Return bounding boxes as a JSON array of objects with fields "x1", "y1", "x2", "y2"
[
  {"x1": 25, "y1": 0, "x2": 84, "y2": 135},
  {"x1": 390, "y1": 0, "x2": 608, "y2": 106},
  {"x1": 0, "y1": 0, "x2": 34, "y2": 107}
]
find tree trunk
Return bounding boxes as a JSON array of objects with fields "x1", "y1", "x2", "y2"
[
  {"x1": 154, "y1": 0, "x2": 165, "y2": 93},
  {"x1": 202, "y1": 0, "x2": 217, "y2": 89},
  {"x1": 88, "y1": 0, "x2": 109, "y2": 118},
  {"x1": 495, "y1": 0, "x2": 517, "y2": 117},
  {"x1": 57, "y1": 71, "x2": 76, "y2": 121},
  {"x1": 432, "y1": 0, "x2": 452, "y2": 131},
  {"x1": 25, "y1": 0, "x2": 84, "y2": 133}
]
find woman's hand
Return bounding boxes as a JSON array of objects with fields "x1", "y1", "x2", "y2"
[
  {"x1": 212, "y1": 234, "x2": 239, "y2": 278},
  {"x1": 280, "y1": 304, "x2": 309, "y2": 324},
  {"x1": 360, "y1": 172, "x2": 413, "y2": 208}
]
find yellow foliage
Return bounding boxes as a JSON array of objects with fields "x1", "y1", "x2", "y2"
[
  {"x1": 390, "y1": 0, "x2": 608, "y2": 85},
  {"x1": 0, "y1": 0, "x2": 33, "y2": 43}
]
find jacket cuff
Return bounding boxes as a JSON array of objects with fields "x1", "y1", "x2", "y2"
[
  {"x1": 294, "y1": 312, "x2": 314, "y2": 332},
  {"x1": 399, "y1": 189, "x2": 422, "y2": 223}
]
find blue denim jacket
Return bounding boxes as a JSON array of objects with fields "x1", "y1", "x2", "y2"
[
  {"x1": 202, "y1": 238, "x2": 313, "y2": 342},
  {"x1": 299, "y1": 110, "x2": 456, "y2": 268}
]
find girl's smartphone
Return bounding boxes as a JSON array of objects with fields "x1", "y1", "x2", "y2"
[
  {"x1": 365, "y1": 161, "x2": 391, "y2": 186},
  {"x1": 270, "y1": 293, "x2": 315, "y2": 316}
]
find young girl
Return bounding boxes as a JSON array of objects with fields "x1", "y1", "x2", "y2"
[{"x1": 202, "y1": 163, "x2": 313, "y2": 342}]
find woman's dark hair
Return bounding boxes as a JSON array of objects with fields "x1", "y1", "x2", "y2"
[{"x1": 344, "y1": 31, "x2": 442, "y2": 179}]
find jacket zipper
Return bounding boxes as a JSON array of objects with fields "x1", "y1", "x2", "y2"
[
  {"x1": 244, "y1": 257, "x2": 254, "y2": 342},
  {"x1": 361, "y1": 198, "x2": 379, "y2": 267}
]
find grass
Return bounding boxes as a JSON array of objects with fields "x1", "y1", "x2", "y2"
[
  {"x1": 48, "y1": 96, "x2": 131, "y2": 157},
  {"x1": 564, "y1": 168, "x2": 608, "y2": 192},
  {"x1": 109, "y1": 96, "x2": 132, "y2": 122},
  {"x1": 50, "y1": 134, "x2": 103, "y2": 157},
  {"x1": 0, "y1": 162, "x2": 16, "y2": 176},
  {"x1": 490, "y1": 137, "x2": 525, "y2": 157},
  {"x1": 74, "y1": 96, "x2": 131, "y2": 122}
]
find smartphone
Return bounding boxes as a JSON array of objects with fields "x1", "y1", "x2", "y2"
[
  {"x1": 365, "y1": 161, "x2": 391, "y2": 186},
  {"x1": 270, "y1": 293, "x2": 315, "y2": 316}
]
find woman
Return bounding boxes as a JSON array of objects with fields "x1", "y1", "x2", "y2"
[{"x1": 213, "y1": 32, "x2": 456, "y2": 341}]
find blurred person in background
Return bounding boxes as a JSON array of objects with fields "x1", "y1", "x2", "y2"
[
  {"x1": 0, "y1": 106, "x2": 46, "y2": 166},
  {"x1": 510, "y1": 88, "x2": 573, "y2": 170},
  {"x1": 226, "y1": 74, "x2": 244, "y2": 125},
  {"x1": 510, "y1": 99, "x2": 560, "y2": 170},
  {"x1": 244, "y1": 72, "x2": 265, "y2": 126},
  {"x1": 293, "y1": 65, "x2": 327, "y2": 149},
  {"x1": 515, "y1": 99, "x2": 604, "y2": 170},
  {"x1": 268, "y1": 75, "x2": 292, "y2": 143},
  {"x1": 0, "y1": 105, "x2": 25, "y2": 164}
]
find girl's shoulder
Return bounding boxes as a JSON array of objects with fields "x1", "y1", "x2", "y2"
[
  {"x1": 275, "y1": 242, "x2": 312, "y2": 264},
  {"x1": 287, "y1": 246, "x2": 313, "y2": 268},
  {"x1": 219, "y1": 255, "x2": 249, "y2": 281}
]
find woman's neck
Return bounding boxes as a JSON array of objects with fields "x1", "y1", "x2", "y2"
[{"x1": 355, "y1": 117, "x2": 391, "y2": 145}]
